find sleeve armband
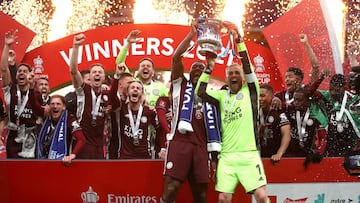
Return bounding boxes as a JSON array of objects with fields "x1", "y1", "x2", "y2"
[
  {"x1": 204, "y1": 67, "x2": 212, "y2": 74},
  {"x1": 113, "y1": 73, "x2": 120, "y2": 80},
  {"x1": 237, "y1": 42, "x2": 247, "y2": 52},
  {"x1": 124, "y1": 41, "x2": 130, "y2": 48},
  {"x1": 244, "y1": 72, "x2": 257, "y2": 83}
]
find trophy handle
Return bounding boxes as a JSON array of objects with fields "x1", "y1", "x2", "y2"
[{"x1": 81, "y1": 192, "x2": 87, "y2": 203}]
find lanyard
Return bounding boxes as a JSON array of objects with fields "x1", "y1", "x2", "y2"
[
  {"x1": 259, "y1": 108, "x2": 270, "y2": 125},
  {"x1": 296, "y1": 108, "x2": 310, "y2": 141},
  {"x1": 335, "y1": 91, "x2": 360, "y2": 138},
  {"x1": 223, "y1": 90, "x2": 239, "y2": 114},
  {"x1": 335, "y1": 91, "x2": 348, "y2": 121},
  {"x1": 91, "y1": 89, "x2": 102, "y2": 121},
  {"x1": 285, "y1": 90, "x2": 294, "y2": 105},
  {"x1": 16, "y1": 86, "x2": 29, "y2": 120},
  {"x1": 144, "y1": 80, "x2": 153, "y2": 99},
  {"x1": 128, "y1": 103, "x2": 143, "y2": 139}
]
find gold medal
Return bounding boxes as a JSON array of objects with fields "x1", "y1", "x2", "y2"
[
  {"x1": 195, "y1": 109, "x2": 202, "y2": 119},
  {"x1": 133, "y1": 137, "x2": 139, "y2": 146},
  {"x1": 337, "y1": 124, "x2": 344, "y2": 133},
  {"x1": 91, "y1": 119, "x2": 97, "y2": 127},
  {"x1": 264, "y1": 128, "x2": 272, "y2": 138}
]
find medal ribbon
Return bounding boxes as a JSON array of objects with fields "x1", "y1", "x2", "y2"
[
  {"x1": 223, "y1": 90, "x2": 238, "y2": 114},
  {"x1": 296, "y1": 108, "x2": 310, "y2": 142},
  {"x1": 217, "y1": 33, "x2": 231, "y2": 59},
  {"x1": 344, "y1": 107, "x2": 360, "y2": 138},
  {"x1": 285, "y1": 90, "x2": 294, "y2": 105},
  {"x1": 91, "y1": 89, "x2": 102, "y2": 121},
  {"x1": 16, "y1": 85, "x2": 29, "y2": 121},
  {"x1": 42, "y1": 95, "x2": 49, "y2": 105},
  {"x1": 336, "y1": 91, "x2": 349, "y2": 121},
  {"x1": 336, "y1": 91, "x2": 360, "y2": 138},
  {"x1": 144, "y1": 80, "x2": 153, "y2": 98},
  {"x1": 128, "y1": 103, "x2": 143, "y2": 140},
  {"x1": 259, "y1": 108, "x2": 269, "y2": 125}
]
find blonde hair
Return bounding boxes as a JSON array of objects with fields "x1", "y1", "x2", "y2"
[
  {"x1": 50, "y1": 95, "x2": 66, "y2": 106},
  {"x1": 225, "y1": 63, "x2": 244, "y2": 78}
]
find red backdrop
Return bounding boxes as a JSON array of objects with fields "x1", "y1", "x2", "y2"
[
  {"x1": 0, "y1": 158, "x2": 358, "y2": 203},
  {"x1": 0, "y1": 11, "x2": 35, "y2": 64},
  {"x1": 19, "y1": 24, "x2": 283, "y2": 92},
  {"x1": 263, "y1": 0, "x2": 346, "y2": 90}
]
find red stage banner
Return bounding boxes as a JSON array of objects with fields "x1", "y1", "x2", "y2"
[
  {"x1": 263, "y1": 0, "x2": 342, "y2": 90},
  {"x1": 0, "y1": 158, "x2": 358, "y2": 203},
  {"x1": 20, "y1": 24, "x2": 283, "y2": 92},
  {"x1": 0, "y1": 11, "x2": 36, "y2": 64}
]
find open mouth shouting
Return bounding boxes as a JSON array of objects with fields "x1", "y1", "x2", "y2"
[
  {"x1": 142, "y1": 68, "x2": 149, "y2": 75},
  {"x1": 127, "y1": 81, "x2": 143, "y2": 103},
  {"x1": 52, "y1": 108, "x2": 61, "y2": 118},
  {"x1": 52, "y1": 106, "x2": 63, "y2": 118},
  {"x1": 17, "y1": 75, "x2": 26, "y2": 84},
  {"x1": 229, "y1": 77, "x2": 242, "y2": 93},
  {"x1": 129, "y1": 92, "x2": 140, "y2": 102},
  {"x1": 139, "y1": 68, "x2": 152, "y2": 80},
  {"x1": 94, "y1": 76, "x2": 101, "y2": 83},
  {"x1": 91, "y1": 75, "x2": 104, "y2": 87}
]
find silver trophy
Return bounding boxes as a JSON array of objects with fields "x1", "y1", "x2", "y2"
[
  {"x1": 81, "y1": 186, "x2": 99, "y2": 203},
  {"x1": 197, "y1": 17, "x2": 223, "y2": 58}
]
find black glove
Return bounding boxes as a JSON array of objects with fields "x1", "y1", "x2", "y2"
[
  {"x1": 304, "y1": 153, "x2": 323, "y2": 168},
  {"x1": 312, "y1": 153, "x2": 323, "y2": 163}
]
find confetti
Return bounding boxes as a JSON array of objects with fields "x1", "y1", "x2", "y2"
[{"x1": 0, "y1": 0, "x2": 358, "y2": 52}]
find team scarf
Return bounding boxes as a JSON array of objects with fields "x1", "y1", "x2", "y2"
[
  {"x1": 204, "y1": 102, "x2": 222, "y2": 152},
  {"x1": 178, "y1": 81, "x2": 195, "y2": 133},
  {"x1": 177, "y1": 81, "x2": 221, "y2": 151},
  {"x1": 37, "y1": 110, "x2": 68, "y2": 159}
]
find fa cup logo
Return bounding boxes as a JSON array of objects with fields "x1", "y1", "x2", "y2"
[
  {"x1": 81, "y1": 186, "x2": 99, "y2": 203},
  {"x1": 33, "y1": 55, "x2": 44, "y2": 74},
  {"x1": 253, "y1": 54, "x2": 265, "y2": 72}
]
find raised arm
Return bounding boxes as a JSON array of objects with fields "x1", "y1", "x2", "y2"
[
  {"x1": 115, "y1": 30, "x2": 141, "y2": 73},
  {"x1": 195, "y1": 57, "x2": 219, "y2": 105},
  {"x1": 238, "y1": 41, "x2": 252, "y2": 75},
  {"x1": 171, "y1": 19, "x2": 198, "y2": 80},
  {"x1": 69, "y1": 34, "x2": 86, "y2": 88},
  {"x1": 300, "y1": 34, "x2": 320, "y2": 84},
  {"x1": 1, "y1": 31, "x2": 16, "y2": 87}
]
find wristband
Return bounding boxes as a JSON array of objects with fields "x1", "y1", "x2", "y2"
[
  {"x1": 114, "y1": 73, "x2": 120, "y2": 79},
  {"x1": 124, "y1": 40, "x2": 130, "y2": 48},
  {"x1": 237, "y1": 42, "x2": 247, "y2": 52},
  {"x1": 235, "y1": 37, "x2": 243, "y2": 43},
  {"x1": 204, "y1": 67, "x2": 212, "y2": 74}
]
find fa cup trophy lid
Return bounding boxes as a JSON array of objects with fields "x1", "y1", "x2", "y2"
[{"x1": 196, "y1": 17, "x2": 223, "y2": 58}]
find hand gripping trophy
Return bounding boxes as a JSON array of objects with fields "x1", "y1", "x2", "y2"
[{"x1": 197, "y1": 17, "x2": 222, "y2": 58}]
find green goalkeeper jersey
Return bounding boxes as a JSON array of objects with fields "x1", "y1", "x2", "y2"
[{"x1": 197, "y1": 73, "x2": 260, "y2": 153}]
